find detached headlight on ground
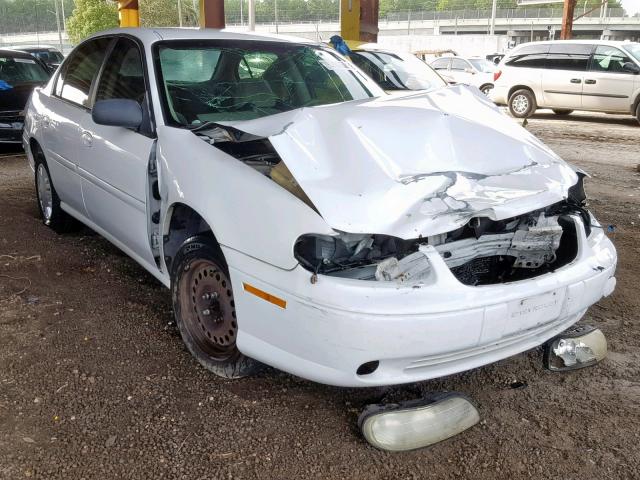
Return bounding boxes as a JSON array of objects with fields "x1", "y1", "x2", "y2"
[
  {"x1": 544, "y1": 325, "x2": 607, "y2": 371},
  {"x1": 358, "y1": 393, "x2": 480, "y2": 452}
]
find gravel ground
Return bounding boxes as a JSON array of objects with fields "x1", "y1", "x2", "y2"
[{"x1": 1, "y1": 110, "x2": 639, "y2": 479}]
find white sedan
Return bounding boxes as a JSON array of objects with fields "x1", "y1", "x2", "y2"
[{"x1": 23, "y1": 28, "x2": 616, "y2": 387}]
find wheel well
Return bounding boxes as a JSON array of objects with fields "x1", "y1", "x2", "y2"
[
  {"x1": 29, "y1": 138, "x2": 43, "y2": 161},
  {"x1": 508, "y1": 85, "x2": 535, "y2": 102},
  {"x1": 480, "y1": 83, "x2": 493, "y2": 90},
  {"x1": 163, "y1": 203, "x2": 219, "y2": 275}
]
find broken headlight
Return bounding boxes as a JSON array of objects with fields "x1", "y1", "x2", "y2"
[{"x1": 294, "y1": 232, "x2": 403, "y2": 273}]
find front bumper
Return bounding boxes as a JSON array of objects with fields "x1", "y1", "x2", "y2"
[
  {"x1": 227, "y1": 217, "x2": 616, "y2": 387},
  {"x1": 0, "y1": 116, "x2": 24, "y2": 144}
]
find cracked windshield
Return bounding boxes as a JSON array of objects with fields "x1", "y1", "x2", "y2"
[{"x1": 156, "y1": 41, "x2": 384, "y2": 126}]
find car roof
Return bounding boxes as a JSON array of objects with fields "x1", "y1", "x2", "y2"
[
  {"x1": 0, "y1": 48, "x2": 41, "y2": 59},
  {"x1": 88, "y1": 27, "x2": 317, "y2": 46},
  {"x1": 512, "y1": 39, "x2": 638, "y2": 50}
]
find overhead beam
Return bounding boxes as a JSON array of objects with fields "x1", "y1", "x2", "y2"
[
  {"x1": 118, "y1": 0, "x2": 140, "y2": 27},
  {"x1": 199, "y1": 0, "x2": 225, "y2": 29},
  {"x1": 340, "y1": 0, "x2": 379, "y2": 44},
  {"x1": 560, "y1": 0, "x2": 577, "y2": 39}
]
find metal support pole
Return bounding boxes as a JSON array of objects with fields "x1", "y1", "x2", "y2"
[
  {"x1": 275, "y1": 0, "x2": 278, "y2": 33},
  {"x1": 54, "y1": 0, "x2": 63, "y2": 52},
  {"x1": 489, "y1": 0, "x2": 497, "y2": 35},
  {"x1": 178, "y1": 0, "x2": 183, "y2": 27},
  {"x1": 248, "y1": 0, "x2": 255, "y2": 31},
  {"x1": 240, "y1": 0, "x2": 243, "y2": 26},
  {"x1": 60, "y1": 0, "x2": 66, "y2": 31}
]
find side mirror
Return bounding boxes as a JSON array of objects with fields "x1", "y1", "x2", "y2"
[
  {"x1": 622, "y1": 61, "x2": 640, "y2": 74},
  {"x1": 92, "y1": 99, "x2": 142, "y2": 129}
]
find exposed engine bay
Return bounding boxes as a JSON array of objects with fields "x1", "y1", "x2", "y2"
[
  {"x1": 292, "y1": 206, "x2": 583, "y2": 286},
  {"x1": 197, "y1": 123, "x2": 589, "y2": 287}
]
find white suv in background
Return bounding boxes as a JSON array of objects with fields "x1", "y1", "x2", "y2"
[{"x1": 490, "y1": 40, "x2": 640, "y2": 123}]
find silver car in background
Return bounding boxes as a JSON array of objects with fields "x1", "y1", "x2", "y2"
[{"x1": 490, "y1": 40, "x2": 640, "y2": 122}]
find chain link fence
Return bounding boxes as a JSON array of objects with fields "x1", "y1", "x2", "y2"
[{"x1": 0, "y1": 0, "x2": 633, "y2": 50}]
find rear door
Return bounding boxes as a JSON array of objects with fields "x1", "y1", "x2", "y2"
[
  {"x1": 582, "y1": 45, "x2": 636, "y2": 113},
  {"x1": 75, "y1": 36, "x2": 157, "y2": 267},
  {"x1": 541, "y1": 43, "x2": 593, "y2": 109},
  {"x1": 39, "y1": 37, "x2": 112, "y2": 217}
]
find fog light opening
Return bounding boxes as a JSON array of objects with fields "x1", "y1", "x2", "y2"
[
  {"x1": 544, "y1": 325, "x2": 607, "y2": 372},
  {"x1": 356, "y1": 361, "x2": 379, "y2": 376},
  {"x1": 358, "y1": 392, "x2": 480, "y2": 452}
]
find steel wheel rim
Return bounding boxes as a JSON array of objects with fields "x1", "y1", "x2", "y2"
[
  {"x1": 178, "y1": 258, "x2": 237, "y2": 360},
  {"x1": 481, "y1": 85, "x2": 493, "y2": 95},
  {"x1": 36, "y1": 164, "x2": 53, "y2": 222},
  {"x1": 512, "y1": 94, "x2": 529, "y2": 115}
]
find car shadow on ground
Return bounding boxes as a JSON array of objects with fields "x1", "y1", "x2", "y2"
[{"x1": 529, "y1": 111, "x2": 638, "y2": 126}]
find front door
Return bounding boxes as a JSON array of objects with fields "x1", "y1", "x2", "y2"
[
  {"x1": 582, "y1": 45, "x2": 637, "y2": 113},
  {"x1": 76, "y1": 37, "x2": 156, "y2": 268}
]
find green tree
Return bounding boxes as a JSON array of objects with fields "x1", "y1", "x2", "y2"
[{"x1": 66, "y1": 0, "x2": 118, "y2": 43}]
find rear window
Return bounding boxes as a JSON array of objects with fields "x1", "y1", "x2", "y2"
[
  {"x1": 505, "y1": 43, "x2": 550, "y2": 69},
  {"x1": 0, "y1": 55, "x2": 49, "y2": 85}
]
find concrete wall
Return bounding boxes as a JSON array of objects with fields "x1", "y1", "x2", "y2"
[{"x1": 376, "y1": 34, "x2": 509, "y2": 57}]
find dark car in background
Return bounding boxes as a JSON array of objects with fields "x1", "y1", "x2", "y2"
[
  {"x1": 0, "y1": 49, "x2": 50, "y2": 145},
  {"x1": 9, "y1": 45, "x2": 64, "y2": 72}
]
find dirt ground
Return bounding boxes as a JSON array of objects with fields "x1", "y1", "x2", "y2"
[{"x1": 1, "y1": 110, "x2": 639, "y2": 479}]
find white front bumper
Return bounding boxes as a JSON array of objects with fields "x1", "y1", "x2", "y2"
[{"x1": 226, "y1": 218, "x2": 616, "y2": 387}]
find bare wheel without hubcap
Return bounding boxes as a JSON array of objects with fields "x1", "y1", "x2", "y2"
[
  {"x1": 36, "y1": 163, "x2": 53, "y2": 224},
  {"x1": 178, "y1": 258, "x2": 238, "y2": 360}
]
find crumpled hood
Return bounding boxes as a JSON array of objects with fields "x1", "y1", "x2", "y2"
[{"x1": 223, "y1": 85, "x2": 577, "y2": 238}]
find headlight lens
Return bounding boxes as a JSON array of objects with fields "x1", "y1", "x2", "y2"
[
  {"x1": 544, "y1": 325, "x2": 607, "y2": 371},
  {"x1": 358, "y1": 393, "x2": 480, "y2": 452},
  {"x1": 294, "y1": 232, "x2": 403, "y2": 273}
]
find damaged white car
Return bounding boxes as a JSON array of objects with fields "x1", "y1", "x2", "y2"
[{"x1": 23, "y1": 29, "x2": 617, "y2": 387}]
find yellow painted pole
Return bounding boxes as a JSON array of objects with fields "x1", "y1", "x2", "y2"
[
  {"x1": 340, "y1": 0, "x2": 378, "y2": 47},
  {"x1": 118, "y1": 0, "x2": 140, "y2": 28}
]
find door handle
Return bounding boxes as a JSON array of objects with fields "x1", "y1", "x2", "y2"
[
  {"x1": 81, "y1": 131, "x2": 93, "y2": 147},
  {"x1": 570, "y1": 78, "x2": 582, "y2": 84},
  {"x1": 585, "y1": 79, "x2": 597, "y2": 85}
]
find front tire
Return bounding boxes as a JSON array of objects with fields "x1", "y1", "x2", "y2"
[
  {"x1": 635, "y1": 103, "x2": 640, "y2": 126},
  {"x1": 552, "y1": 109, "x2": 573, "y2": 115},
  {"x1": 171, "y1": 236, "x2": 261, "y2": 379},
  {"x1": 34, "y1": 148, "x2": 77, "y2": 233},
  {"x1": 508, "y1": 89, "x2": 536, "y2": 118}
]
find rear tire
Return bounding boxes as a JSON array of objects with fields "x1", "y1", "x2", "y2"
[
  {"x1": 635, "y1": 103, "x2": 640, "y2": 126},
  {"x1": 171, "y1": 235, "x2": 262, "y2": 379},
  {"x1": 552, "y1": 109, "x2": 573, "y2": 115},
  {"x1": 33, "y1": 147, "x2": 78, "y2": 233},
  {"x1": 508, "y1": 89, "x2": 536, "y2": 118}
]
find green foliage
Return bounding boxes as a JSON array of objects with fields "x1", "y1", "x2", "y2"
[
  {"x1": 66, "y1": 0, "x2": 117, "y2": 43},
  {"x1": 139, "y1": 0, "x2": 198, "y2": 27},
  {"x1": 0, "y1": 0, "x2": 75, "y2": 35}
]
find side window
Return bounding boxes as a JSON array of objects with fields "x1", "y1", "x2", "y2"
[
  {"x1": 238, "y1": 52, "x2": 277, "y2": 79},
  {"x1": 505, "y1": 43, "x2": 550, "y2": 69},
  {"x1": 451, "y1": 58, "x2": 468, "y2": 71},
  {"x1": 431, "y1": 58, "x2": 449, "y2": 70},
  {"x1": 590, "y1": 45, "x2": 633, "y2": 73},
  {"x1": 57, "y1": 38, "x2": 111, "y2": 107},
  {"x1": 96, "y1": 38, "x2": 146, "y2": 103},
  {"x1": 546, "y1": 43, "x2": 592, "y2": 71}
]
